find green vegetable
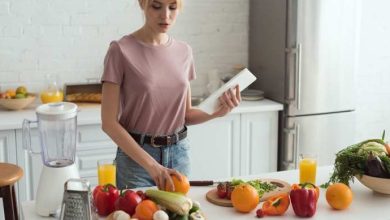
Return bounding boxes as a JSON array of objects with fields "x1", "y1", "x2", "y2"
[
  {"x1": 231, "y1": 179, "x2": 277, "y2": 197},
  {"x1": 358, "y1": 141, "x2": 387, "y2": 156},
  {"x1": 321, "y1": 136, "x2": 390, "y2": 188}
]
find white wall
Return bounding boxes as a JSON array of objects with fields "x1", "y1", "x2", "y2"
[
  {"x1": 355, "y1": 0, "x2": 390, "y2": 140},
  {"x1": 0, "y1": 0, "x2": 249, "y2": 95},
  {"x1": 1, "y1": 0, "x2": 389, "y2": 141}
]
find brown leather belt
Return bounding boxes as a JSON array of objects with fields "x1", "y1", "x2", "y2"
[{"x1": 129, "y1": 126, "x2": 187, "y2": 147}]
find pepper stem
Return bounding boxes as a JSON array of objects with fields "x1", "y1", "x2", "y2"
[
  {"x1": 299, "y1": 182, "x2": 316, "y2": 189},
  {"x1": 272, "y1": 197, "x2": 282, "y2": 207}
]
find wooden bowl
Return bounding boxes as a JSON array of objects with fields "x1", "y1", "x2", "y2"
[
  {"x1": 0, "y1": 94, "x2": 36, "y2": 110},
  {"x1": 356, "y1": 174, "x2": 390, "y2": 194}
]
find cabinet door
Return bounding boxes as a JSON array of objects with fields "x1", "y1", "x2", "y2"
[
  {"x1": 0, "y1": 130, "x2": 16, "y2": 163},
  {"x1": 77, "y1": 125, "x2": 117, "y2": 186},
  {"x1": 187, "y1": 114, "x2": 240, "y2": 180},
  {"x1": 241, "y1": 112, "x2": 278, "y2": 175},
  {"x1": 0, "y1": 130, "x2": 16, "y2": 220},
  {"x1": 15, "y1": 128, "x2": 43, "y2": 202}
]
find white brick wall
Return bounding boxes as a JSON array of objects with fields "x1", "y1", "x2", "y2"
[
  {"x1": 1, "y1": 0, "x2": 388, "y2": 141},
  {"x1": 0, "y1": 0, "x2": 249, "y2": 96}
]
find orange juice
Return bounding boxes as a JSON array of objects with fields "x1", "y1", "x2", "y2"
[
  {"x1": 98, "y1": 163, "x2": 116, "y2": 186},
  {"x1": 299, "y1": 158, "x2": 317, "y2": 184},
  {"x1": 40, "y1": 90, "x2": 64, "y2": 103}
]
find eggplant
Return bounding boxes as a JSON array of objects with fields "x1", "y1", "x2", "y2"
[{"x1": 365, "y1": 152, "x2": 387, "y2": 177}]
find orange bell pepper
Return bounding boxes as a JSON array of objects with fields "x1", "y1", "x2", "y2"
[{"x1": 262, "y1": 193, "x2": 290, "y2": 216}]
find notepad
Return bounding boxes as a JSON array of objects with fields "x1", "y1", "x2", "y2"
[{"x1": 198, "y1": 68, "x2": 257, "y2": 114}]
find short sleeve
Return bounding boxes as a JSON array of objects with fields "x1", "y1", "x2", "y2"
[
  {"x1": 101, "y1": 41, "x2": 124, "y2": 85},
  {"x1": 187, "y1": 46, "x2": 196, "y2": 81}
]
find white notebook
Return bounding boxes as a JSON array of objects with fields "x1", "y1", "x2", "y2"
[{"x1": 198, "y1": 68, "x2": 257, "y2": 114}]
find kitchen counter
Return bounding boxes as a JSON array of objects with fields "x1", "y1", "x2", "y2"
[
  {"x1": 21, "y1": 166, "x2": 390, "y2": 220},
  {"x1": 0, "y1": 99, "x2": 283, "y2": 130}
]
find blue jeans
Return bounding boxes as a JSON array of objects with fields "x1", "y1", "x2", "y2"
[{"x1": 115, "y1": 138, "x2": 191, "y2": 190}]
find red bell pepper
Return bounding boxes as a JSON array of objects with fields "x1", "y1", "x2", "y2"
[
  {"x1": 262, "y1": 193, "x2": 290, "y2": 216},
  {"x1": 93, "y1": 184, "x2": 119, "y2": 216},
  {"x1": 115, "y1": 189, "x2": 142, "y2": 216},
  {"x1": 290, "y1": 183, "x2": 319, "y2": 217}
]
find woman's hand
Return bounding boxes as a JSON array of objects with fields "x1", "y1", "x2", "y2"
[
  {"x1": 147, "y1": 164, "x2": 183, "y2": 190},
  {"x1": 212, "y1": 85, "x2": 241, "y2": 118}
]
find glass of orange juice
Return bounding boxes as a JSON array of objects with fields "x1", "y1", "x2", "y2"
[
  {"x1": 299, "y1": 153, "x2": 317, "y2": 185},
  {"x1": 97, "y1": 159, "x2": 116, "y2": 186}
]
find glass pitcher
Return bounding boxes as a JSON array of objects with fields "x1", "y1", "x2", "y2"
[
  {"x1": 40, "y1": 74, "x2": 64, "y2": 104},
  {"x1": 23, "y1": 102, "x2": 78, "y2": 167}
]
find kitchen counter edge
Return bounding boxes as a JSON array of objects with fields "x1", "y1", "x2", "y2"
[{"x1": 0, "y1": 99, "x2": 283, "y2": 130}]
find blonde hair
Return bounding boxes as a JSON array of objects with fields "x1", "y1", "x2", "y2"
[{"x1": 139, "y1": 0, "x2": 183, "y2": 11}]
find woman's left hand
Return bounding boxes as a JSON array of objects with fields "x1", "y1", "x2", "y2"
[{"x1": 212, "y1": 85, "x2": 241, "y2": 117}]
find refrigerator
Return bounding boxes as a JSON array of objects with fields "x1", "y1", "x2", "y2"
[{"x1": 249, "y1": 0, "x2": 361, "y2": 170}]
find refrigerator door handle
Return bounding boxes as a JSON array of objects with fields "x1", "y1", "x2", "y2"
[
  {"x1": 285, "y1": 43, "x2": 302, "y2": 110},
  {"x1": 283, "y1": 123, "x2": 299, "y2": 169},
  {"x1": 296, "y1": 43, "x2": 302, "y2": 110}
]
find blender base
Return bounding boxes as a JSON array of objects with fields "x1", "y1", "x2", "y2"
[{"x1": 35, "y1": 163, "x2": 80, "y2": 216}]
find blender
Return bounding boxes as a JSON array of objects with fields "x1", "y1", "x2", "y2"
[{"x1": 23, "y1": 102, "x2": 80, "y2": 216}]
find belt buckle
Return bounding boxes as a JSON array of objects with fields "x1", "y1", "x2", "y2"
[
  {"x1": 150, "y1": 136, "x2": 161, "y2": 147},
  {"x1": 166, "y1": 135, "x2": 172, "y2": 146}
]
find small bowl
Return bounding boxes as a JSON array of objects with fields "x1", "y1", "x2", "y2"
[
  {"x1": 0, "y1": 93, "x2": 36, "y2": 110},
  {"x1": 355, "y1": 174, "x2": 390, "y2": 194}
]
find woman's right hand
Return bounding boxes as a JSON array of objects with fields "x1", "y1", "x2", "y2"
[{"x1": 147, "y1": 163, "x2": 183, "y2": 191}]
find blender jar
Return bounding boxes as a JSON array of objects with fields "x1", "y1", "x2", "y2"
[{"x1": 23, "y1": 102, "x2": 78, "y2": 167}]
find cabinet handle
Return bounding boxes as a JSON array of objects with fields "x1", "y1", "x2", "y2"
[{"x1": 22, "y1": 119, "x2": 40, "y2": 154}]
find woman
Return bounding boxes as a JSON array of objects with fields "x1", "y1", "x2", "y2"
[{"x1": 101, "y1": 0, "x2": 241, "y2": 190}]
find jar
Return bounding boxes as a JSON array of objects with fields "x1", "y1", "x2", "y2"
[{"x1": 40, "y1": 74, "x2": 63, "y2": 104}]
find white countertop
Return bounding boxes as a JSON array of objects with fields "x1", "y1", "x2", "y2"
[
  {"x1": 0, "y1": 99, "x2": 283, "y2": 130},
  {"x1": 21, "y1": 166, "x2": 390, "y2": 220}
]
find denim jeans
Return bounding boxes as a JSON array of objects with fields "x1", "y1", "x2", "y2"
[{"x1": 115, "y1": 138, "x2": 191, "y2": 190}]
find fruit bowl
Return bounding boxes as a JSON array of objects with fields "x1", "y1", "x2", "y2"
[
  {"x1": 0, "y1": 93, "x2": 36, "y2": 110},
  {"x1": 355, "y1": 174, "x2": 390, "y2": 194}
]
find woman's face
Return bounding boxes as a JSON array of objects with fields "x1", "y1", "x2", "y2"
[{"x1": 143, "y1": 0, "x2": 179, "y2": 33}]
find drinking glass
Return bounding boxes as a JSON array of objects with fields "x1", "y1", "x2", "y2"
[
  {"x1": 97, "y1": 159, "x2": 116, "y2": 186},
  {"x1": 299, "y1": 153, "x2": 317, "y2": 185}
]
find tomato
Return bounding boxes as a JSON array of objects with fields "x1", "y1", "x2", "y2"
[{"x1": 93, "y1": 184, "x2": 119, "y2": 216}]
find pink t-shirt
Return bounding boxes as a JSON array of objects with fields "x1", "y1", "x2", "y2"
[{"x1": 101, "y1": 34, "x2": 196, "y2": 135}]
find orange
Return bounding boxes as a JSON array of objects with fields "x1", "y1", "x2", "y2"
[
  {"x1": 165, "y1": 173, "x2": 190, "y2": 195},
  {"x1": 326, "y1": 183, "x2": 353, "y2": 210},
  {"x1": 5, "y1": 89, "x2": 16, "y2": 98},
  {"x1": 231, "y1": 183, "x2": 259, "y2": 213},
  {"x1": 134, "y1": 199, "x2": 159, "y2": 220}
]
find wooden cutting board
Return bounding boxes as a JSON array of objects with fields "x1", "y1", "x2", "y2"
[{"x1": 205, "y1": 178, "x2": 291, "y2": 207}]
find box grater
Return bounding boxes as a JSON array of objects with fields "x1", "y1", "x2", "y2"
[{"x1": 59, "y1": 178, "x2": 93, "y2": 220}]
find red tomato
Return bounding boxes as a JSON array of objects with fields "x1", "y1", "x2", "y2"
[{"x1": 93, "y1": 184, "x2": 119, "y2": 216}]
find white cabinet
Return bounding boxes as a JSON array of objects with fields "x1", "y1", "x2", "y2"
[
  {"x1": 76, "y1": 125, "x2": 117, "y2": 186},
  {"x1": 188, "y1": 114, "x2": 241, "y2": 180},
  {"x1": 240, "y1": 112, "x2": 278, "y2": 175},
  {"x1": 15, "y1": 124, "x2": 117, "y2": 202},
  {"x1": 1, "y1": 101, "x2": 281, "y2": 204},
  {"x1": 188, "y1": 110, "x2": 279, "y2": 180},
  {"x1": 0, "y1": 130, "x2": 16, "y2": 163}
]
